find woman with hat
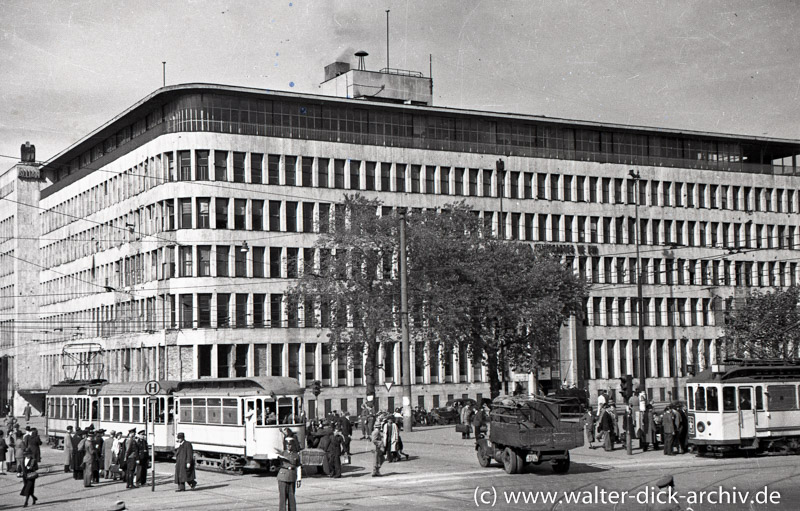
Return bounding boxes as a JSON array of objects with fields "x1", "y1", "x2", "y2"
[{"x1": 19, "y1": 446, "x2": 38, "y2": 507}]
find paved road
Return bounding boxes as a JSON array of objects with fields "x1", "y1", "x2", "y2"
[{"x1": 1, "y1": 421, "x2": 798, "y2": 510}]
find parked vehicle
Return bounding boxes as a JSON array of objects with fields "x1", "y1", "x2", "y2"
[
  {"x1": 429, "y1": 407, "x2": 459, "y2": 425},
  {"x1": 475, "y1": 395, "x2": 584, "y2": 474}
]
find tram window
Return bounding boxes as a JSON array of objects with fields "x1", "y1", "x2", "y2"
[
  {"x1": 739, "y1": 388, "x2": 752, "y2": 410},
  {"x1": 256, "y1": 400, "x2": 264, "y2": 426},
  {"x1": 706, "y1": 387, "x2": 719, "y2": 412},
  {"x1": 222, "y1": 398, "x2": 238, "y2": 425},
  {"x1": 278, "y1": 397, "x2": 293, "y2": 424},
  {"x1": 756, "y1": 387, "x2": 764, "y2": 410},
  {"x1": 767, "y1": 385, "x2": 797, "y2": 411},
  {"x1": 112, "y1": 398, "x2": 120, "y2": 421},
  {"x1": 687, "y1": 387, "x2": 694, "y2": 410},
  {"x1": 92, "y1": 400, "x2": 99, "y2": 421},
  {"x1": 193, "y1": 398, "x2": 207, "y2": 423},
  {"x1": 722, "y1": 387, "x2": 736, "y2": 411},
  {"x1": 265, "y1": 400, "x2": 277, "y2": 424},
  {"x1": 132, "y1": 398, "x2": 140, "y2": 422},
  {"x1": 122, "y1": 398, "x2": 130, "y2": 422},
  {"x1": 167, "y1": 397, "x2": 175, "y2": 424},
  {"x1": 207, "y1": 398, "x2": 222, "y2": 424},
  {"x1": 695, "y1": 387, "x2": 706, "y2": 411},
  {"x1": 61, "y1": 398, "x2": 66, "y2": 419},
  {"x1": 295, "y1": 397, "x2": 303, "y2": 421},
  {"x1": 179, "y1": 398, "x2": 192, "y2": 423},
  {"x1": 103, "y1": 398, "x2": 110, "y2": 421}
]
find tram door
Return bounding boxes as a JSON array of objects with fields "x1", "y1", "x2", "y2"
[
  {"x1": 244, "y1": 399, "x2": 258, "y2": 456},
  {"x1": 738, "y1": 387, "x2": 756, "y2": 439}
]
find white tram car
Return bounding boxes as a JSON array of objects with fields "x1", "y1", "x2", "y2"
[
  {"x1": 45, "y1": 380, "x2": 105, "y2": 447},
  {"x1": 173, "y1": 376, "x2": 306, "y2": 471},
  {"x1": 687, "y1": 359, "x2": 800, "y2": 454},
  {"x1": 96, "y1": 381, "x2": 180, "y2": 455}
]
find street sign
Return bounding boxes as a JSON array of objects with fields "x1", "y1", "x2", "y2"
[
  {"x1": 384, "y1": 382, "x2": 393, "y2": 392},
  {"x1": 145, "y1": 380, "x2": 160, "y2": 396}
]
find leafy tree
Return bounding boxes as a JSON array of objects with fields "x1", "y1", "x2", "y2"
[
  {"x1": 406, "y1": 204, "x2": 588, "y2": 398},
  {"x1": 288, "y1": 194, "x2": 399, "y2": 405},
  {"x1": 721, "y1": 287, "x2": 800, "y2": 360}
]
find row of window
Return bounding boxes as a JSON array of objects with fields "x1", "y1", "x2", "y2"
[
  {"x1": 584, "y1": 296, "x2": 717, "y2": 328},
  {"x1": 585, "y1": 338, "x2": 719, "y2": 381}
]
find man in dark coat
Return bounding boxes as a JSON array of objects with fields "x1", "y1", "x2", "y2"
[
  {"x1": 124, "y1": 429, "x2": 140, "y2": 488},
  {"x1": 662, "y1": 407, "x2": 676, "y2": 456},
  {"x1": 136, "y1": 430, "x2": 148, "y2": 486},
  {"x1": 173, "y1": 433, "x2": 196, "y2": 492},
  {"x1": 328, "y1": 426, "x2": 344, "y2": 478},
  {"x1": 339, "y1": 412, "x2": 353, "y2": 459},
  {"x1": 312, "y1": 422, "x2": 334, "y2": 475}
]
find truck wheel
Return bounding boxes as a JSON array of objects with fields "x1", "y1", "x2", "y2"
[
  {"x1": 502, "y1": 447, "x2": 522, "y2": 474},
  {"x1": 552, "y1": 452, "x2": 570, "y2": 474},
  {"x1": 477, "y1": 446, "x2": 492, "y2": 468}
]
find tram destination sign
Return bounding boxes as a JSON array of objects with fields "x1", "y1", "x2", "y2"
[{"x1": 145, "y1": 380, "x2": 161, "y2": 396}]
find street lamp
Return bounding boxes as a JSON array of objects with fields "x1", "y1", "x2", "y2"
[{"x1": 629, "y1": 169, "x2": 647, "y2": 394}]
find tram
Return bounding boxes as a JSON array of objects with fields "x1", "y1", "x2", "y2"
[
  {"x1": 173, "y1": 376, "x2": 305, "y2": 471},
  {"x1": 44, "y1": 379, "x2": 106, "y2": 447},
  {"x1": 96, "y1": 381, "x2": 180, "y2": 455},
  {"x1": 687, "y1": 359, "x2": 800, "y2": 455}
]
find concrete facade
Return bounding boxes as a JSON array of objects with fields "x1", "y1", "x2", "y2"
[{"x1": 2, "y1": 82, "x2": 800, "y2": 415}]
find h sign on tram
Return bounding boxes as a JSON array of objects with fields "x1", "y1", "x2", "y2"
[{"x1": 145, "y1": 380, "x2": 161, "y2": 396}]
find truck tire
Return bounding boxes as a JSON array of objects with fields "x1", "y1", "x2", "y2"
[
  {"x1": 502, "y1": 447, "x2": 522, "y2": 474},
  {"x1": 477, "y1": 446, "x2": 492, "y2": 467},
  {"x1": 552, "y1": 452, "x2": 570, "y2": 474}
]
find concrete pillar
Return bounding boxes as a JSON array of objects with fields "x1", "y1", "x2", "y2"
[{"x1": 282, "y1": 342, "x2": 289, "y2": 378}]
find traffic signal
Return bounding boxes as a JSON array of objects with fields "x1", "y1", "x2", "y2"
[{"x1": 312, "y1": 380, "x2": 322, "y2": 397}]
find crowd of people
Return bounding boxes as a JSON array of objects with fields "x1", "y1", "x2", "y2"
[
  {"x1": 584, "y1": 389, "x2": 690, "y2": 455},
  {"x1": 61, "y1": 425, "x2": 151, "y2": 489}
]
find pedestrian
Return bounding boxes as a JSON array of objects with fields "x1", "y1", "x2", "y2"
[
  {"x1": 81, "y1": 432, "x2": 96, "y2": 487},
  {"x1": 370, "y1": 419, "x2": 385, "y2": 477},
  {"x1": 64, "y1": 425, "x2": 75, "y2": 473},
  {"x1": 0, "y1": 431, "x2": 7, "y2": 474},
  {"x1": 173, "y1": 432, "x2": 196, "y2": 492},
  {"x1": 383, "y1": 416, "x2": 400, "y2": 462},
  {"x1": 136, "y1": 430, "x2": 148, "y2": 486},
  {"x1": 676, "y1": 404, "x2": 688, "y2": 454},
  {"x1": 23, "y1": 403, "x2": 31, "y2": 423},
  {"x1": 597, "y1": 405, "x2": 615, "y2": 451},
  {"x1": 4, "y1": 428, "x2": 14, "y2": 474},
  {"x1": 27, "y1": 428, "x2": 41, "y2": 464},
  {"x1": 329, "y1": 425, "x2": 343, "y2": 478},
  {"x1": 662, "y1": 406, "x2": 676, "y2": 456},
  {"x1": 460, "y1": 404, "x2": 474, "y2": 439},
  {"x1": 124, "y1": 429, "x2": 140, "y2": 488},
  {"x1": 584, "y1": 408, "x2": 595, "y2": 448},
  {"x1": 340, "y1": 412, "x2": 352, "y2": 462},
  {"x1": 73, "y1": 430, "x2": 84, "y2": 480},
  {"x1": 110, "y1": 431, "x2": 123, "y2": 481},
  {"x1": 276, "y1": 428, "x2": 301, "y2": 511},
  {"x1": 103, "y1": 430, "x2": 115, "y2": 478},
  {"x1": 19, "y1": 447, "x2": 38, "y2": 507},
  {"x1": 14, "y1": 431, "x2": 25, "y2": 478},
  {"x1": 312, "y1": 421, "x2": 334, "y2": 475},
  {"x1": 596, "y1": 390, "x2": 608, "y2": 416}
]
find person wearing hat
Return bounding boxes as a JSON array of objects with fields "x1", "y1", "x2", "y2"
[
  {"x1": 14, "y1": 431, "x2": 25, "y2": 478},
  {"x1": 276, "y1": 428, "x2": 301, "y2": 511},
  {"x1": 73, "y1": 430, "x2": 85, "y2": 480},
  {"x1": 135, "y1": 430, "x2": 148, "y2": 486},
  {"x1": 19, "y1": 446, "x2": 38, "y2": 507},
  {"x1": 311, "y1": 421, "x2": 334, "y2": 475},
  {"x1": 92, "y1": 430, "x2": 104, "y2": 483},
  {"x1": 124, "y1": 429, "x2": 141, "y2": 488},
  {"x1": 103, "y1": 430, "x2": 115, "y2": 479},
  {"x1": 173, "y1": 433, "x2": 196, "y2": 492},
  {"x1": 81, "y1": 430, "x2": 97, "y2": 487},
  {"x1": 64, "y1": 425, "x2": 75, "y2": 473}
]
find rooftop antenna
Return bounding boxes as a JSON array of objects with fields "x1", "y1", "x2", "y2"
[
  {"x1": 162, "y1": 61, "x2": 166, "y2": 87},
  {"x1": 385, "y1": 9, "x2": 390, "y2": 71},
  {"x1": 355, "y1": 50, "x2": 369, "y2": 71}
]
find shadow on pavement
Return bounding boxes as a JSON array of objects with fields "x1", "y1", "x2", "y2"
[{"x1": 519, "y1": 461, "x2": 608, "y2": 476}]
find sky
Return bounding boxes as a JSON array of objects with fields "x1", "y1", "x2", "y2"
[{"x1": 1, "y1": 0, "x2": 799, "y2": 169}]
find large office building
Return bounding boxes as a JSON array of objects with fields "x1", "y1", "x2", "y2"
[{"x1": 2, "y1": 60, "x2": 800, "y2": 415}]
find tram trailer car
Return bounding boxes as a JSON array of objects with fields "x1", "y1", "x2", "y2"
[
  {"x1": 687, "y1": 359, "x2": 800, "y2": 455},
  {"x1": 45, "y1": 380, "x2": 107, "y2": 448},
  {"x1": 96, "y1": 381, "x2": 180, "y2": 456},
  {"x1": 173, "y1": 376, "x2": 306, "y2": 472}
]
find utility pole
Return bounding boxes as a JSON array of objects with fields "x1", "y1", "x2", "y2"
[
  {"x1": 629, "y1": 170, "x2": 647, "y2": 395},
  {"x1": 399, "y1": 209, "x2": 413, "y2": 432},
  {"x1": 385, "y1": 10, "x2": 390, "y2": 71}
]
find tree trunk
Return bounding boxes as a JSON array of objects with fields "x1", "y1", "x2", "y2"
[
  {"x1": 364, "y1": 336, "x2": 378, "y2": 412},
  {"x1": 487, "y1": 348, "x2": 501, "y2": 399}
]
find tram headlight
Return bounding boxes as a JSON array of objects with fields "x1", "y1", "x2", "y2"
[{"x1": 696, "y1": 421, "x2": 705, "y2": 433}]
